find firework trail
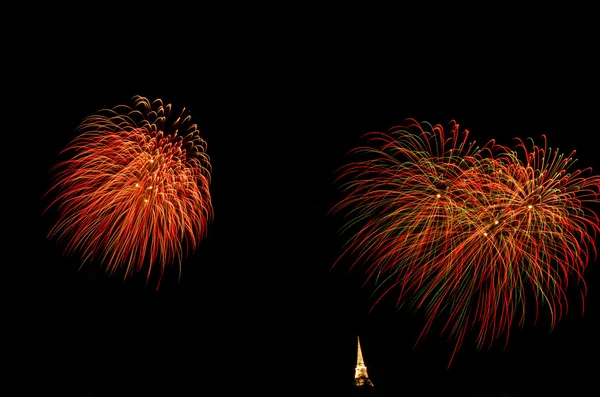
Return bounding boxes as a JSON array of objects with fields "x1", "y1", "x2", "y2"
[
  {"x1": 331, "y1": 118, "x2": 600, "y2": 365},
  {"x1": 45, "y1": 95, "x2": 213, "y2": 287}
]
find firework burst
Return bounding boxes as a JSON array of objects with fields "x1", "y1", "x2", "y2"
[
  {"x1": 331, "y1": 118, "x2": 600, "y2": 365},
  {"x1": 45, "y1": 95, "x2": 213, "y2": 286}
]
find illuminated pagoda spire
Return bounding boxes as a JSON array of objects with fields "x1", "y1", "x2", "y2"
[{"x1": 353, "y1": 336, "x2": 374, "y2": 387}]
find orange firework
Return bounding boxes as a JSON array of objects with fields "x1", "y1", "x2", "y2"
[
  {"x1": 332, "y1": 119, "x2": 600, "y2": 365},
  {"x1": 45, "y1": 95, "x2": 213, "y2": 286}
]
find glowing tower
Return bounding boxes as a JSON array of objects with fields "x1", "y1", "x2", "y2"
[{"x1": 354, "y1": 336, "x2": 374, "y2": 387}]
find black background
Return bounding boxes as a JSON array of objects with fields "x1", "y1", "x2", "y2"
[{"x1": 10, "y1": 6, "x2": 599, "y2": 396}]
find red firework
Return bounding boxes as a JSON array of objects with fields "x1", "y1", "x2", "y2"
[
  {"x1": 45, "y1": 95, "x2": 213, "y2": 286},
  {"x1": 332, "y1": 118, "x2": 600, "y2": 365}
]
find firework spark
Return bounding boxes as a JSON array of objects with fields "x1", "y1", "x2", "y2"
[
  {"x1": 45, "y1": 95, "x2": 213, "y2": 286},
  {"x1": 331, "y1": 118, "x2": 600, "y2": 365}
]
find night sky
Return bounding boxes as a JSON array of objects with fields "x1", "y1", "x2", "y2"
[{"x1": 14, "y1": 8, "x2": 599, "y2": 397}]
